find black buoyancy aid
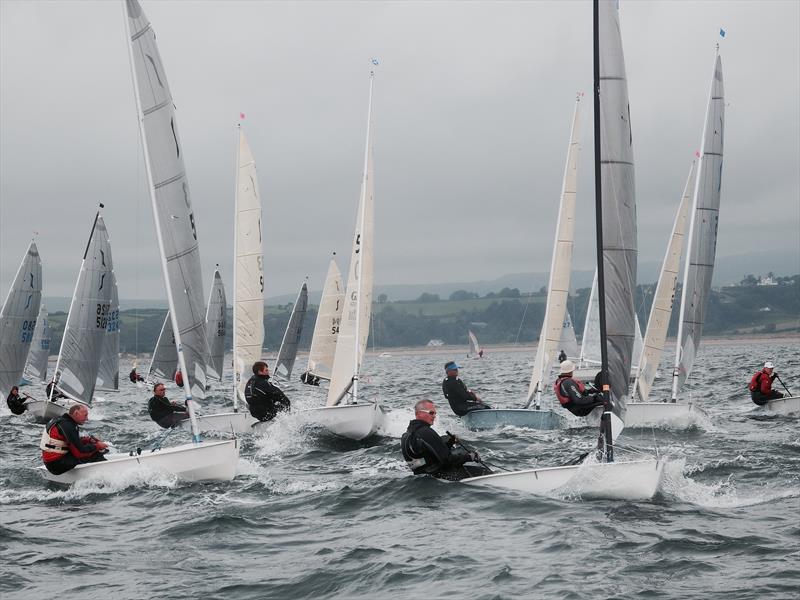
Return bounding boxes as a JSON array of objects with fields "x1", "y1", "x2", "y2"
[
  {"x1": 554, "y1": 376, "x2": 584, "y2": 406},
  {"x1": 401, "y1": 431, "x2": 430, "y2": 472}
]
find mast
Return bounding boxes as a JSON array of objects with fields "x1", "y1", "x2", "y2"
[
  {"x1": 122, "y1": 7, "x2": 201, "y2": 440},
  {"x1": 232, "y1": 124, "x2": 242, "y2": 411},
  {"x1": 351, "y1": 69, "x2": 375, "y2": 405},
  {"x1": 592, "y1": 0, "x2": 613, "y2": 461}
]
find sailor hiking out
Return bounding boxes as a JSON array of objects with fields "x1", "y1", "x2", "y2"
[
  {"x1": 553, "y1": 360, "x2": 604, "y2": 417},
  {"x1": 441, "y1": 361, "x2": 491, "y2": 416},
  {"x1": 749, "y1": 361, "x2": 784, "y2": 406},
  {"x1": 245, "y1": 361, "x2": 291, "y2": 421},
  {"x1": 401, "y1": 399, "x2": 492, "y2": 481},
  {"x1": 41, "y1": 404, "x2": 108, "y2": 475}
]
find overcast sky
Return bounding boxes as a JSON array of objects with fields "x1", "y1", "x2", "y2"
[{"x1": 1, "y1": 0, "x2": 798, "y2": 303}]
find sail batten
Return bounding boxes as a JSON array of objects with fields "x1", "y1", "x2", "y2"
[{"x1": 0, "y1": 242, "x2": 43, "y2": 393}]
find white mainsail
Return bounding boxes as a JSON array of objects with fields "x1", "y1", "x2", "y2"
[
  {"x1": 305, "y1": 256, "x2": 343, "y2": 380},
  {"x1": 275, "y1": 283, "x2": 309, "y2": 380},
  {"x1": 527, "y1": 96, "x2": 582, "y2": 406},
  {"x1": 326, "y1": 73, "x2": 375, "y2": 407},
  {"x1": 125, "y1": 0, "x2": 210, "y2": 407},
  {"x1": 558, "y1": 310, "x2": 580, "y2": 361},
  {"x1": 597, "y1": 0, "x2": 637, "y2": 434},
  {"x1": 467, "y1": 330, "x2": 481, "y2": 356},
  {"x1": 0, "y1": 242, "x2": 42, "y2": 393},
  {"x1": 96, "y1": 273, "x2": 120, "y2": 392},
  {"x1": 52, "y1": 210, "x2": 115, "y2": 405},
  {"x1": 24, "y1": 304, "x2": 51, "y2": 383},
  {"x1": 205, "y1": 268, "x2": 227, "y2": 381},
  {"x1": 232, "y1": 126, "x2": 264, "y2": 409},
  {"x1": 148, "y1": 312, "x2": 177, "y2": 381},
  {"x1": 633, "y1": 160, "x2": 695, "y2": 402},
  {"x1": 578, "y1": 272, "x2": 601, "y2": 367},
  {"x1": 671, "y1": 53, "x2": 724, "y2": 401}
]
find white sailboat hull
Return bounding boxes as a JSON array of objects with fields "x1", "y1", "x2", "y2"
[
  {"x1": 461, "y1": 408, "x2": 566, "y2": 431},
  {"x1": 624, "y1": 401, "x2": 705, "y2": 429},
  {"x1": 294, "y1": 402, "x2": 384, "y2": 440},
  {"x1": 763, "y1": 395, "x2": 800, "y2": 416},
  {"x1": 38, "y1": 439, "x2": 239, "y2": 484},
  {"x1": 180, "y1": 411, "x2": 258, "y2": 434},
  {"x1": 26, "y1": 399, "x2": 81, "y2": 423},
  {"x1": 462, "y1": 458, "x2": 664, "y2": 500}
]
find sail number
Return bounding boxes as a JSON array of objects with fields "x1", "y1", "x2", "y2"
[
  {"x1": 20, "y1": 319, "x2": 37, "y2": 343},
  {"x1": 331, "y1": 317, "x2": 340, "y2": 335},
  {"x1": 96, "y1": 303, "x2": 111, "y2": 329}
]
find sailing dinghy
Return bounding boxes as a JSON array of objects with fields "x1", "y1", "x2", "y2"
[
  {"x1": 301, "y1": 254, "x2": 344, "y2": 385},
  {"x1": 274, "y1": 282, "x2": 309, "y2": 380},
  {"x1": 463, "y1": 0, "x2": 664, "y2": 499},
  {"x1": 463, "y1": 95, "x2": 583, "y2": 431},
  {"x1": 27, "y1": 207, "x2": 113, "y2": 423},
  {"x1": 295, "y1": 70, "x2": 384, "y2": 440},
  {"x1": 467, "y1": 330, "x2": 483, "y2": 358},
  {"x1": 39, "y1": 0, "x2": 239, "y2": 484},
  {"x1": 0, "y1": 242, "x2": 42, "y2": 399},
  {"x1": 626, "y1": 49, "x2": 724, "y2": 428}
]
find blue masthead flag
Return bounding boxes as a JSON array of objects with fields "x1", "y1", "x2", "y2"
[{"x1": 719, "y1": 28, "x2": 726, "y2": 38}]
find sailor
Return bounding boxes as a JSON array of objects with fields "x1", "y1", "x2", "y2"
[
  {"x1": 749, "y1": 361, "x2": 784, "y2": 406},
  {"x1": 441, "y1": 361, "x2": 491, "y2": 416},
  {"x1": 147, "y1": 383, "x2": 189, "y2": 428},
  {"x1": 554, "y1": 360, "x2": 605, "y2": 417},
  {"x1": 245, "y1": 361, "x2": 290, "y2": 421},
  {"x1": 299, "y1": 371, "x2": 321, "y2": 386},
  {"x1": 45, "y1": 381, "x2": 67, "y2": 401},
  {"x1": 41, "y1": 404, "x2": 108, "y2": 475},
  {"x1": 129, "y1": 368, "x2": 144, "y2": 383},
  {"x1": 558, "y1": 349, "x2": 568, "y2": 363},
  {"x1": 6, "y1": 386, "x2": 28, "y2": 415},
  {"x1": 401, "y1": 399, "x2": 492, "y2": 481}
]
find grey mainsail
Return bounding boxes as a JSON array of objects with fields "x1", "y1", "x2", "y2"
[
  {"x1": 274, "y1": 282, "x2": 308, "y2": 380},
  {"x1": 96, "y1": 273, "x2": 120, "y2": 391},
  {"x1": 672, "y1": 54, "x2": 725, "y2": 399},
  {"x1": 597, "y1": 0, "x2": 637, "y2": 428},
  {"x1": 125, "y1": 0, "x2": 210, "y2": 401},
  {"x1": 52, "y1": 212, "x2": 115, "y2": 404},
  {"x1": 24, "y1": 304, "x2": 51, "y2": 383},
  {"x1": 0, "y1": 242, "x2": 42, "y2": 394},
  {"x1": 205, "y1": 268, "x2": 227, "y2": 381}
]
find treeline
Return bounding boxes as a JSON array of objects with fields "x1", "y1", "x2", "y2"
[{"x1": 44, "y1": 275, "x2": 799, "y2": 355}]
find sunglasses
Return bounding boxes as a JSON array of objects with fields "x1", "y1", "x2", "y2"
[{"x1": 421, "y1": 409, "x2": 437, "y2": 416}]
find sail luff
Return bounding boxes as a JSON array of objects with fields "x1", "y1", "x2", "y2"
[
  {"x1": 671, "y1": 52, "x2": 724, "y2": 401},
  {"x1": 306, "y1": 256, "x2": 343, "y2": 380},
  {"x1": 232, "y1": 126, "x2": 264, "y2": 410},
  {"x1": 527, "y1": 96, "x2": 582, "y2": 407},
  {"x1": 274, "y1": 282, "x2": 308, "y2": 379},
  {"x1": 326, "y1": 72, "x2": 375, "y2": 407},
  {"x1": 124, "y1": 0, "x2": 208, "y2": 440},
  {"x1": 0, "y1": 242, "x2": 42, "y2": 394},
  {"x1": 634, "y1": 160, "x2": 695, "y2": 401}
]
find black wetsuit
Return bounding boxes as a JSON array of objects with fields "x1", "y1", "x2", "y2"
[
  {"x1": 555, "y1": 376, "x2": 604, "y2": 417},
  {"x1": 148, "y1": 395, "x2": 189, "y2": 429},
  {"x1": 129, "y1": 369, "x2": 144, "y2": 383},
  {"x1": 401, "y1": 419, "x2": 491, "y2": 481},
  {"x1": 245, "y1": 374, "x2": 290, "y2": 421},
  {"x1": 45, "y1": 383, "x2": 67, "y2": 401},
  {"x1": 300, "y1": 371, "x2": 320, "y2": 386},
  {"x1": 442, "y1": 376, "x2": 491, "y2": 416},
  {"x1": 7, "y1": 391, "x2": 27, "y2": 415}
]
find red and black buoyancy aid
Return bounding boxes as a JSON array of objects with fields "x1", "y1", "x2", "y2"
[
  {"x1": 40, "y1": 417, "x2": 70, "y2": 463},
  {"x1": 749, "y1": 370, "x2": 771, "y2": 394},
  {"x1": 554, "y1": 376, "x2": 584, "y2": 406}
]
